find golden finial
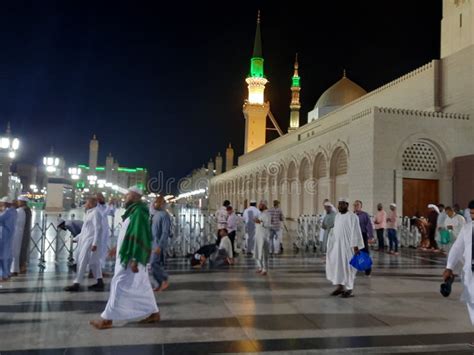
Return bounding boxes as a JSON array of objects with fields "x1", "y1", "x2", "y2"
[
  {"x1": 257, "y1": 10, "x2": 261, "y2": 24},
  {"x1": 343, "y1": 69, "x2": 347, "y2": 78}
]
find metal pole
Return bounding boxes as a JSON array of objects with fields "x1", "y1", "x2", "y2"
[
  {"x1": 39, "y1": 213, "x2": 47, "y2": 270},
  {"x1": 67, "y1": 213, "x2": 75, "y2": 266}
]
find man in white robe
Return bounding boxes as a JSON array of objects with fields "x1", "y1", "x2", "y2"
[
  {"x1": 90, "y1": 186, "x2": 159, "y2": 330},
  {"x1": 254, "y1": 200, "x2": 271, "y2": 276},
  {"x1": 443, "y1": 201, "x2": 474, "y2": 329},
  {"x1": 326, "y1": 198, "x2": 365, "y2": 298},
  {"x1": 243, "y1": 200, "x2": 260, "y2": 256},
  {"x1": 96, "y1": 193, "x2": 113, "y2": 269},
  {"x1": 64, "y1": 197, "x2": 104, "y2": 292},
  {"x1": 10, "y1": 196, "x2": 28, "y2": 276},
  {"x1": 444, "y1": 206, "x2": 466, "y2": 253}
]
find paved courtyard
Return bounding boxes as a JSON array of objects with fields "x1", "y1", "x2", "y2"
[{"x1": 1, "y1": 248, "x2": 473, "y2": 354}]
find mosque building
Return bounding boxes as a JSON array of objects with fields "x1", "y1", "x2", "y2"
[{"x1": 209, "y1": 0, "x2": 474, "y2": 221}]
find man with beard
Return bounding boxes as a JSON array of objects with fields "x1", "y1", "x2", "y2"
[
  {"x1": 326, "y1": 198, "x2": 365, "y2": 298},
  {"x1": 90, "y1": 186, "x2": 159, "y2": 329}
]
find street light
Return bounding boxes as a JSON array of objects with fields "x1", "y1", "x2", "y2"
[
  {"x1": 43, "y1": 155, "x2": 60, "y2": 174},
  {"x1": 68, "y1": 167, "x2": 82, "y2": 180}
]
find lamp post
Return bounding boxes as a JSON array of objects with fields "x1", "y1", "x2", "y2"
[{"x1": 0, "y1": 123, "x2": 20, "y2": 197}]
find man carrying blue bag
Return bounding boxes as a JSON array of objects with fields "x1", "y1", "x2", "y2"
[{"x1": 326, "y1": 198, "x2": 365, "y2": 298}]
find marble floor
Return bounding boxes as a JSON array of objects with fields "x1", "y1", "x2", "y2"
[{"x1": 1, "y1": 248, "x2": 474, "y2": 354}]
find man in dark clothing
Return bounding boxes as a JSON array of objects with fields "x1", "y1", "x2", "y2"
[
  {"x1": 427, "y1": 204, "x2": 440, "y2": 250},
  {"x1": 353, "y1": 200, "x2": 374, "y2": 276}
]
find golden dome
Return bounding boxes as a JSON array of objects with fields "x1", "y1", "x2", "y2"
[{"x1": 315, "y1": 73, "x2": 366, "y2": 109}]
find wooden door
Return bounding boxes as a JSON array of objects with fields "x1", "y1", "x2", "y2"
[{"x1": 403, "y1": 178, "x2": 439, "y2": 217}]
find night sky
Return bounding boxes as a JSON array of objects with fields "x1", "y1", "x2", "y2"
[{"x1": 4, "y1": 1, "x2": 442, "y2": 187}]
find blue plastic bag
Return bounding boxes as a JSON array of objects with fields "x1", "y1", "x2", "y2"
[{"x1": 349, "y1": 251, "x2": 372, "y2": 271}]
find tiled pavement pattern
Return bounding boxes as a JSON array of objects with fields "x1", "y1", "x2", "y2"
[{"x1": 1, "y1": 249, "x2": 474, "y2": 354}]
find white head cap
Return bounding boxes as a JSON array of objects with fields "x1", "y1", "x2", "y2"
[
  {"x1": 250, "y1": 200, "x2": 257, "y2": 204},
  {"x1": 0, "y1": 196, "x2": 11, "y2": 203},
  {"x1": 18, "y1": 196, "x2": 29, "y2": 202},
  {"x1": 338, "y1": 197, "x2": 349, "y2": 203},
  {"x1": 323, "y1": 201, "x2": 333, "y2": 207},
  {"x1": 390, "y1": 203, "x2": 397, "y2": 208},
  {"x1": 427, "y1": 204, "x2": 440, "y2": 214},
  {"x1": 128, "y1": 185, "x2": 143, "y2": 196}
]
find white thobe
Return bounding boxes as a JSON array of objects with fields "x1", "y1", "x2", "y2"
[
  {"x1": 96, "y1": 203, "x2": 112, "y2": 266},
  {"x1": 101, "y1": 217, "x2": 158, "y2": 320},
  {"x1": 254, "y1": 210, "x2": 271, "y2": 272},
  {"x1": 326, "y1": 212, "x2": 365, "y2": 291},
  {"x1": 446, "y1": 222, "x2": 474, "y2": 324},
  {"x1": 216, "y1": 206, "x2": 228, "y2": 230},
  {"x1": 219, "y1": 235, "x2": 233, "y2": 259},
  {"x1": 74, "y1": 207, "x2": 102, "y2": 284},
  {"x1": 243, "y1": 206, "x2": 260, "y2": 253},
  {"x1": 10, "y1": 207, "x2": 26, "y2": 273}
]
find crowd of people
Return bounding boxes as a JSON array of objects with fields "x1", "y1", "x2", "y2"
[
  {"x1": 3, "y1": 186, "x2": 474, "y2": 332},
  {"x1": 0, "y1": 196, "x2": 32, "y2": 281}
]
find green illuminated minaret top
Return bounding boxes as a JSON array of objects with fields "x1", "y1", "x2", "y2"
[
  {"x1": 292, "y1": 53, "x2": 300, "y2": 88},
  {"x1": 249, "y1": 11, "x2": 264, "y2": 78}
]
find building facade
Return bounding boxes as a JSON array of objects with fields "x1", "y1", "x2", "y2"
[{"x1": 209, "y1": 0, "x2": 474, "y2": 221}]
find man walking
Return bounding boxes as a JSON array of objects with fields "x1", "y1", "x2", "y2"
[
  {"x1": 243, "y1": 200, "x2": 260, "y2": 256},
  {"x1": 254, "y1": 200, "x2": 271, "y2": 276},
  {"x1": 327, "y1": 198, "x2": 365, "y2": 298},
  {"x1": 373, "y1": 203, "x2": 387, "y2": 252},
  {"x1": 321, "y1": 201, "x2": 336, "y2": 255},
  {"x1": 10, "y1": 197, "x2": 28, "y2": 276},
  {"x1": 18, "y1": 196, "x2": 32, "y2": 274},
  {"x1": 151, "y1": 195, "x2": 171, "y2": 292},
  {"x1": 353, "y1": 200, "x2": 374, "y2": 275},
  {"x1": 443, "y1": 200, "x2": 474, "y2": 340},
  {"x1": 0, "y1": 197, "x2": 17, "y2": 281},
  {"x1": 268, "y1": 200, "x2": 284, "y2": 255},
  {"x1": 90, "y1": 186, "x2": 159, "y2": 329},
  {"x1": 64, "y1": 197, "x2": 104, "y2": 292},
  {"x1": 386, "y1": 203, "x2": 399, "y2": 255}
]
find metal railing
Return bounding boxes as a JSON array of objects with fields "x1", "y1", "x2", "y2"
[
  {"x1": 294, "y1": 214, "x2": 421, "y2": 253},
  {"x1": 28, "y1": 209, "x2": 246, "y2": 269}
]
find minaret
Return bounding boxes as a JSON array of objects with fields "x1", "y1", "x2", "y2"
[
  {"x1": 89, "y1": 134, "x2": 99, "y2": 174},
  {"x1": 207, "y1": 158, "x2": 215, "y2": 177},
  {"x1": 242, "y1": 11, "x2": 270, "y2": 154},
  {"x1": 288, "y1": 54, "x2": 301, "y2": 132},
  {"x1": 215, "y1": 152, "x2": 223, "y2": 175},
  {"x1": 441, "y1": 0, "x2": 474, "y2": 58},
  {"x1": 105, "y1": 153, "x2": 114, "y2": 182},
  {"x1": 225, "y1": 143, "x2": 234, "y2": 172}
]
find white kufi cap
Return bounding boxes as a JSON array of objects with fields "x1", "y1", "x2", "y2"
[{"x1": 128, "y1": 185, "x2": 143, "y2": 196}]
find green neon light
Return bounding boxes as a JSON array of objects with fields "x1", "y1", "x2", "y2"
[
  {"x1": 292, "y1": 76, "x2": 300, "y2": 87},
  {"x1": 118, "y1": 167, "x2": 136, "y2": 173},
  {"x1": 78, "y1": 164, "x2": 146, "y2": 173},
  {"x1": 250, "y1": 57, "x2": 264, "y2": 78},
  {"x1": 76, "y1": 180, "x2": 85, "y2": 189}
]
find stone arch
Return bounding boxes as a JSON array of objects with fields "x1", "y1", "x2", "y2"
[
  {"x1": 299, "y1": 157, "x2": 313, "y2": 215},
  {"x1": 330, "y1": 147, "x2": 349, "y2": 203},
  {"x1": 259, "y1": 168, "x2": 268, "y2": 203},
  {"x1": 313, "y1": 152, "x2": 329, "y2": 213},
  {"x1": 396, "y1": 135, "x2": 449, "y2": 217},
  {"x1": 287, "y1": 160, "x2": 299, "y2": 219}
]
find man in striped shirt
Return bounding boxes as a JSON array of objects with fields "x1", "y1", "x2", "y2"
[{"x1": 268, "y1": 200, "x2": 284, "y2": 255}]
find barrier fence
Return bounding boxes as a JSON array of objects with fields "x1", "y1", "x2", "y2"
[
  {"x1": 28, "y1": 209, "x2": 246, "y2": 270},
  {"x1": 27, "y1": 209, "x2": 424, "y2": 270},
  {"x1": 293, "y1": 214, "x2": 422, "y2": 253}
]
